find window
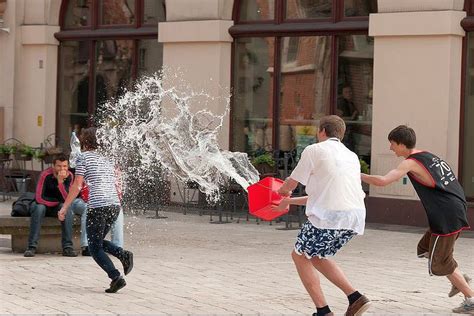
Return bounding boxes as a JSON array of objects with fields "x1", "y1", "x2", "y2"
[
  {"x1": 99, "y1": 0, "x2": 136, "y2": 25},
  {"x1": 57, "y1": 41, "x2": 91, "y2": 140},
  {"x1": 337, "y1": 35, "x2": 373, "y2": 162},
  {"x1": 64, "y1": 0, "x2": 91, "y2": 28},
  {"x1": 239, "y1": 0, "x2": 275, "y2": 21},
  {"x1": 56, "y1": 0, "x2": 165, "y2": 144},
  {"x1": 231, "y1": 0, "x2": 375, "y2": 169},
  {"x1": 344, "y1": 0, "x2": 377, "y2": 17},
  {"x1": 286, "y1": 0, "x2": 332, "y2": 19},
  {"x1": 233, "y1": 37, "x2": 275, "y2": 153},
  {"x1": 279, "y1": 36, "x2": 332, "y2": 160},
  {"x1": 143, "y1": 0, "x2": 166, "y2": 25}
]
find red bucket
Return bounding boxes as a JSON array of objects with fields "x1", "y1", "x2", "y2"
[
  {"x1": 80, "y1": 184, "x2": 89, "y2": 203},
  {"x1": 247, "y1": 177, "x2": 289, "y2": 221}
]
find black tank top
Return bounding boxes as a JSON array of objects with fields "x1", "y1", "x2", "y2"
[{"x1": 407, "y1": 152, "x2": 469, "y2": 235}]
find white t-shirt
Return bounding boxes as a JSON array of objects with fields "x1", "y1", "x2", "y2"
[{"x1": 290, "y1": 138, "x2": 366, "y2": 234}]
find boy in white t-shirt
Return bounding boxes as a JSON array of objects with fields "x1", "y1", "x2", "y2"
[{"x1": 273, "y1": 115, "x2": 369, "y2": 316}]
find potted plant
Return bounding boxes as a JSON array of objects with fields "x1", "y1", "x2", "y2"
[
  {"x1": 34, "y1": 149, "x2": 46, "y2": 162},
  {"x1": 0, "y1": 144, "x2": 14, "y2": 160},
  {"x1": 252, "y1": 153, "x2": 275, "y2": 175},
  {"x1": 14, "y1": 145, "x2": 35, "y2": 161},
  {"x1": 360, "y1": 158, "x2": 370, "y2": 192}
]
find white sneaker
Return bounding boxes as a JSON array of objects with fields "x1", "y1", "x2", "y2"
[{"x1": 452, "y1": 298, "x2": 474, "y2": 314}]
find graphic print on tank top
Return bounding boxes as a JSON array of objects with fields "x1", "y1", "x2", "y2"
[{"x1": 407, "y1": 152, "x2": 469, "y2": 236}]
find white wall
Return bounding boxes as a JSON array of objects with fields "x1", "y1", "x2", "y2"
[{"x1": 369, "y1": 9, "x2": 465, "y2": 199}]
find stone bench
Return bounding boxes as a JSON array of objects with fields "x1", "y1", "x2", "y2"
[{"x1": 0, "y1": 215, "x2": 81, "y2": 253}]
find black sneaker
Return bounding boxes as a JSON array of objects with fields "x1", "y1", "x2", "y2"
[
  {"x1": 120, "y1": 250, "x2": 134, "y2": 275},
  {"x1": 81, "y1": 246, "x2": 91, "y2": 257},
  {"x1": 24, "y1": 248, "x2": 36, "y2": 257},
  {"x1": 105, "y1": 276, "x2": 126, "y2": 293},
  {"x1": 62, "y1": 248, "x2": 78, "y2": 257}
]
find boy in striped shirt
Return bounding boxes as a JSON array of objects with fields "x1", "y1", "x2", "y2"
[{"x1": 59, "y1": 127, "x2": 133, "y2": 293}]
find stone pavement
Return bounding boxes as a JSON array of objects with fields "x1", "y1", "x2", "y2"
[{"x1": 0, "y1": 200, "x2": 473, "y2": 315}]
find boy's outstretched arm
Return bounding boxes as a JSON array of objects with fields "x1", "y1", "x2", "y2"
[
  {"x1": 362, "y1": 159, "x2": 412, "y2": 187},
  {"x1": 58, "y1": 176, "x2": 84, "y2": 221}
]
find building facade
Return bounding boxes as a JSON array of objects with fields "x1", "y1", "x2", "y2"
[{"x1": 0, "y1": 0, "x2": 472, "y2": 226}]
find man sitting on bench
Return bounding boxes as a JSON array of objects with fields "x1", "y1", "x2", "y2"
[{"x1": 24, "y1": 154, "x2": 86, "y2": 257}]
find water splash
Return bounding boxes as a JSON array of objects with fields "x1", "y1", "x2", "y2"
[{"x1": 96, "y1": 71, "x2": 259, "y2": 203}]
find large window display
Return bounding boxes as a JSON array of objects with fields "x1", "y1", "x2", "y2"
[
  {"x1": 337, "y1": 35, "x2": 374, "y2": 163},
  {"x1": 279, "y1": 36, "x2": 332, "y2": 160},
  {"x1": 57, "y1": 41, "x2": 91, "y2": 141},
  {"x1": 56, "y1": 0, "x2": 165, "y2": 144},
  {"x1": 231, "y1": 0, "x2": 375, "y2": 174},
  {"x1": 233, "y1": 37, "x2": 275, "y2": 154}
]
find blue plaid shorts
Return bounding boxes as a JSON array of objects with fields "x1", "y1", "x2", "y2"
[{"x1": 294, "y1": 220, "x2": 357, "y2": 259}]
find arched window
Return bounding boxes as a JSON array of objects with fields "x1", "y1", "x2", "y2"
[
  {"x1": 230, "y1": 0, "x2": 376, "y2": 172},
  {"x1": 55, "y1": 0, "x2": 165, "y2": 144}
]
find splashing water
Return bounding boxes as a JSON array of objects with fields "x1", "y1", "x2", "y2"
[{"x1": 96, "y1": 71, "x2": 259, "y2": 203}]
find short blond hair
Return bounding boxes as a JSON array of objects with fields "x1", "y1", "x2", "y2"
[{"x1": 319, "y1": 115, "x2": 346, "y2": 140}]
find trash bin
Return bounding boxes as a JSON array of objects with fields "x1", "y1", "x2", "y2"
[{"x1": 14, "y1": 177, "x2": 30, "y2": 193}]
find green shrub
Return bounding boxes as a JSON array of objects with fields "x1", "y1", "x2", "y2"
[
  {"x1": 360, "y1": 158, "x2": 370, "y2": 174},
  {"x1": 252, "y1": 153, "x2": 275, "y2": 167},
  {"x1": 0, "y1": 144, "x2": 14, "y2": 155}
]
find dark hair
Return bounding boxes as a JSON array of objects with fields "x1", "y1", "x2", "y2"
[
  {"x1": 80, "y1": 127, "x2": 98, "y2": 151},
  {"x1": 388, "y1": 125, "x2": 416, "y2": 149},
  {"x1": 319, "y1": 115, "x2": 346, "y2": 140},
  {"x1": 53, "y1": 153, "x2": 69, "y2": 165}
]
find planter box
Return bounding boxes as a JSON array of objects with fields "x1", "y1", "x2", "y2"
[{"x1": 14, "y1": 153, "x2": 33, "y2": 161}]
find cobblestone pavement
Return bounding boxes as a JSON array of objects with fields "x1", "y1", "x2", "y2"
[{"x1": 0, "y1": 202, "x2": 473, "y2": 315}]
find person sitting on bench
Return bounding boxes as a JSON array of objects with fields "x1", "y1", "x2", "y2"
[{"x1": 23, "y1": 154, "x2": 86, "y2": 257}]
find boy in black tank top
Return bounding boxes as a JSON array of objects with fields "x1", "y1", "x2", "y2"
[{"x1": 361, "y1": 125, "x2": 473, "y2": 314}]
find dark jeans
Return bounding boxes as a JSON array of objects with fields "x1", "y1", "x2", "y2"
[
  {"x1": 27, "y1": 202, "x2": 74, "y2": 250},
  {"x1": 87, "y1": 205, "x2": 124, "y2": 280}
]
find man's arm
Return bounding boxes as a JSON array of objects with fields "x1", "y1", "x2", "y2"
[
  {"x1": 35, "y1": 169, "x2": 59, "y2": 207},
  {"x1": 58, "y1": 171, "x2": 74, "y2": 201},
  {"x1": 272, "y1": 196, "x2": 308, "y2": 212},
  {"x1": 362, "y1": 159, "x2": 413, "y2": 187},
  {"x1": 115, "y1": 166, "x2": 123, "y2": 201},
  {"x1": 58, "y1": 175, "x2": 84, "y2": 221},
  {"x1": 277, "y1": 177, "x2": 299, "y2": 197}
]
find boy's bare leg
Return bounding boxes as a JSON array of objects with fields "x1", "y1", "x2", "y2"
[
  {"x1": 448, "y1": 268, "x2": 474, "y2": 297},
  {"x1": 311, "y1": 257, "x2": 356, "y2": 295},
  {"x1": 292, "y1": 250, "x2": 328, "y2": 308}
]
